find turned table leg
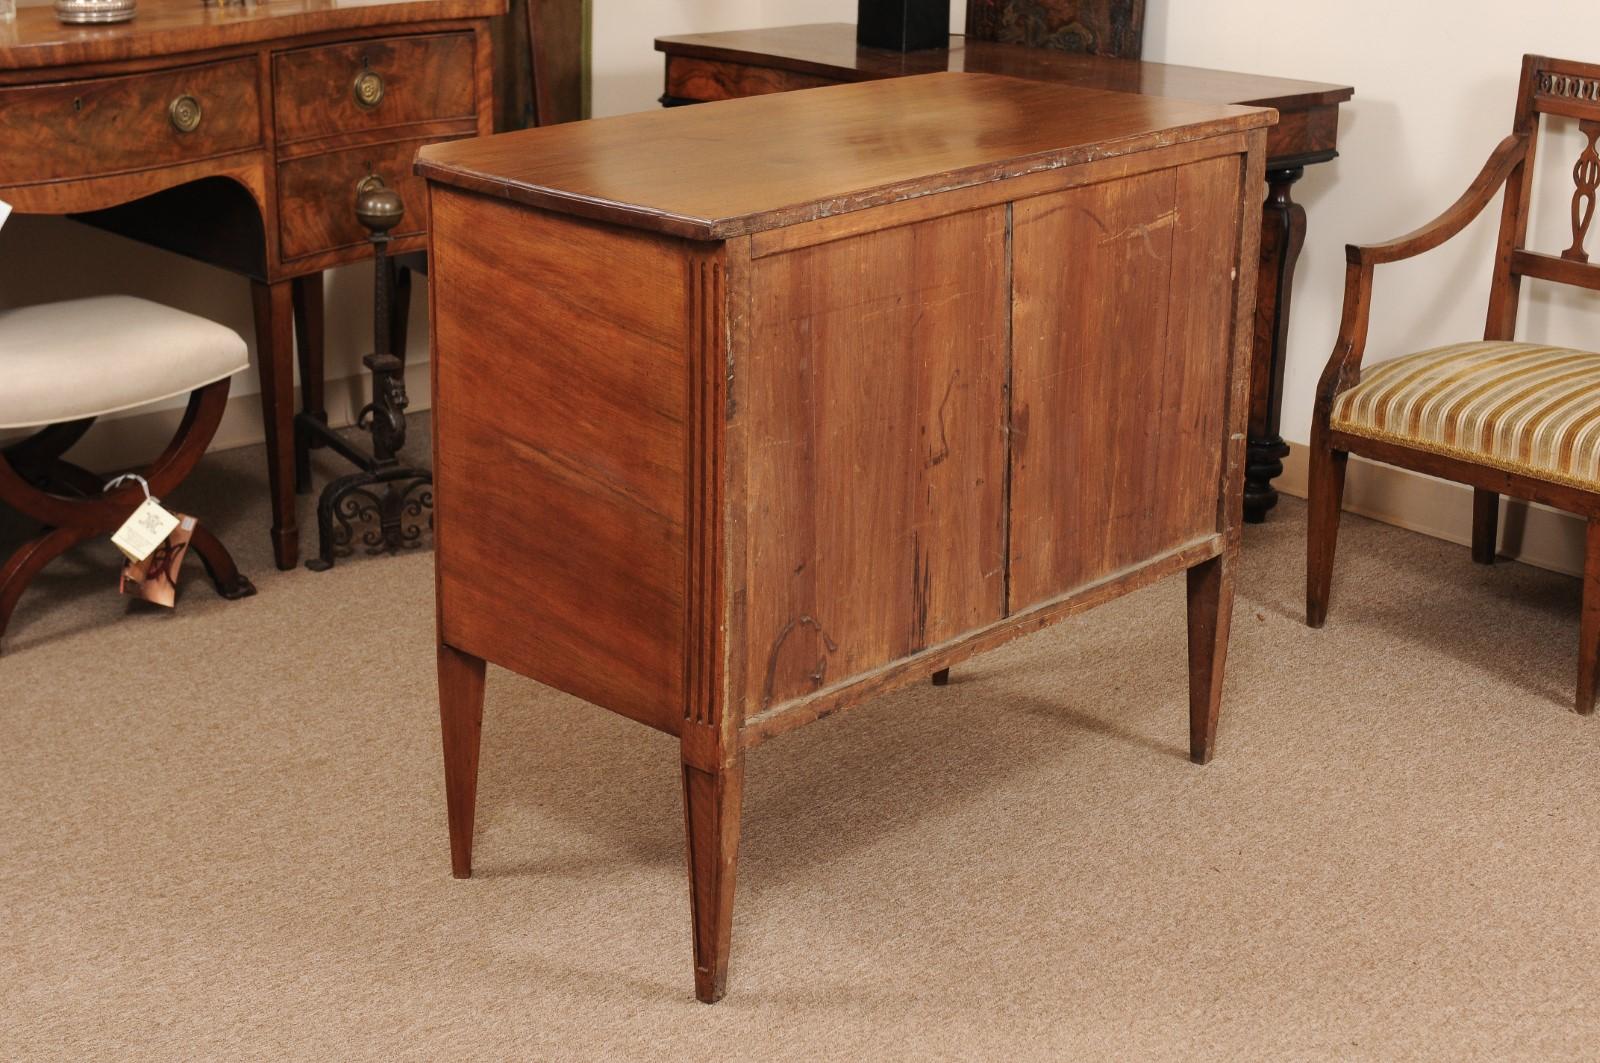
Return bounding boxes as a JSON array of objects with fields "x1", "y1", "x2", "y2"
[
  {"x1": 1245, "y1": 165, "x2": 1308, "y2": 524},
  {"x1": 251, "y1": 279, "x2": 301, "y2": 569}
]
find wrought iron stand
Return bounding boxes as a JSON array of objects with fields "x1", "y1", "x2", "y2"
[{"x1": 295, "y1": 178, "x2": 433, "y2": 571}]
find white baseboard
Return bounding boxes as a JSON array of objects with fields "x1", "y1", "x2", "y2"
[
  {"x1": 62, "y1": 362, "x2": 432, "y2": 476},
  {"x1": 1276, "y1": 443, "x2": 1589, "y2": 578}
]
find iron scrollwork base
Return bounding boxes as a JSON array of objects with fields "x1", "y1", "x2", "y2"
[{"x1": 305, "y1": 466, "x2": 433, "y2": 572}]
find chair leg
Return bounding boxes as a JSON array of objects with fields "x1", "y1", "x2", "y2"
[
  {"x1": 1305, "y1": 430, "x2": 1348, "y2": 629},
  {"x1": 1472, "y1": 489, "x2": 1499, "y2": 565},
  {"x1": 187, "y1": 523, "x2": 258, "y2": 601},
  {"x1": 0, "y1": 526, "x2": 92, "y2": 650},
  {"x1": 1579, "y1": 519, "x2": 1600, "y2": 715}
]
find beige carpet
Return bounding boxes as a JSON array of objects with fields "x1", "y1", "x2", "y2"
[{"x1": 4, "y1": 422, "x2": 1600, "y2": 1062}]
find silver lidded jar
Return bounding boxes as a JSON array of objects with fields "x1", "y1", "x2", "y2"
[{"x1": 55, "y1": 0, "x2": 138, "y2": 23}]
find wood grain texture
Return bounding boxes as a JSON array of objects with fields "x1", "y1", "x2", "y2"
[
  {"x1": 966, "y1": 0, "x2": 1145, "y2": 59},
  {"x1": 658, "y1": 24, "x2": 1345, "y2": 167},
  {"x1": 272, "y1": 31, "x2": 478, "y2": 144},
  {"x1": 417, "y1": 72, "x2": 1274, "y2": 239},
  {"x1": 0, "y1": 57, "x2": 260, "y2": 186},
  {"x1": 276, "y1": 131, "x2": 469, "y2": 261},
  {"x1": 436, "y1": 642, "x2": 487, "y2": 877},
  {"x1": 741, "y1": 206, "x2": 1008, "y2": 711},
  {"x1": 422, "y1": 78, "x2": 1265, "y2": 999},
  {"x1": 681, "y1": 756, "x2": 743, "y2": 1004},
  {"x1": 1009, "y1": 154, "x2": 1240, "y2": 605},
  {"x1": 429, "y1": 187, "x2": 695, "y2": 734},
  {"x1": 0, "y1": 0, "x2": 503, "y2": 71},
  {"x1": 655, "y1": 23, "x2": 1351, "y2": 114},
  {"x1": 1185, "y1": 551, "x2": 1233, "y2": 764}
]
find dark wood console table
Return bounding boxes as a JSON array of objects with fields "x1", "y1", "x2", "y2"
[
  {"x1": 0, "y1": 0, "x2": 502, "y2": 569},
  {"x1": 656, "y1": 23, "x2": 1353, "y2": 523},
  {"x1": 419, "y1": 72, "x2": 1269, "y2": 1001}
]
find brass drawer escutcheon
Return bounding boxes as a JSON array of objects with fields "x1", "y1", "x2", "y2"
[{"x1": 352, "y1": 69, "x2": 385, "y2": 110}]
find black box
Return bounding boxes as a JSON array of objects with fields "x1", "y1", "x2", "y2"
[{"x1": 857, "y1": 0, "x2": 951, "y2": 52}]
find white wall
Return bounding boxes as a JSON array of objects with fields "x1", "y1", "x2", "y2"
[{"x1": 1144, "y1": 1, "x2": 1600, "y2": 454}]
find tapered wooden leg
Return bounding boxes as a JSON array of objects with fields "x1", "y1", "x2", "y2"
[
  {"x1": 1305, "y1": 433, "x2": 1348, "y2": 629},
  {"x1": 251, "y1": 280, "x2": 299, "y2": 570},
  {"x1": 291, "y1": 273, "x2": 326, "y2": 423},
  {"x1": 291, "y1": 274, "x2": 326, "y2": 496},
  {"x1": 1579, "y1": 520, "x2": 1600, "y2": 715},
  {"x1": 1186, "y1": 551, "x2": 1235, "y2": 765},
  {"x1": 931, "y1": 667, "x2": 950, "y2": 686},
  {"x1": 437, "y1": 643, "x2": 487, "y2": 878},
  {"x1": 390, "y1": 262, "x2": 414, "y2": 365},
  {"x1": 682, "y1": 752, "x2": 744, "y2": 1003},
  {"x1": 1472, "y1": 489, "x2": 1499, "y2": 565}
]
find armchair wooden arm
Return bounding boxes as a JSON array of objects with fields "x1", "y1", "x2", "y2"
[{"x1": 1314, "y1": 133, "x2": 1531, "y2": 405}]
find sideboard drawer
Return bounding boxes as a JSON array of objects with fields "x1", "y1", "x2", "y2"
[
  {"x1": 664, "y1": 57, "x2": 839, "y2": 102},
  {"x1": 277, "y1": 134, "x2": 467, "y2": 261},
  {"x1": 273, "y1": 33, "x2": 477, "y2": 144},
  {"x1": 0, "y1": 58, "x2": 261, "y2": 185}
]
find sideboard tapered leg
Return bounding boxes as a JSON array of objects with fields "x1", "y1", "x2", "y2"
[
  {"x1": 681, "y1": 753, "x2": 744, "y2": 1004},
  {"x1": 438, "y1": 642, "x2": 487, "y2": 878},
  {"x1": 1186, "y1": 552, "x2": 1235, "y2": 765}
]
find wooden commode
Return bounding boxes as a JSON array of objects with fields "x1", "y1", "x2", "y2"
[{"x1": 416, "y1": 72, "x2": 1272, "y2": 1002}]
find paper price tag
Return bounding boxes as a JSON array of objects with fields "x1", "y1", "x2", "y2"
[
  {"x1": 111, "y1": 497, "x2": 181, "y2": 564},
  {"x1": 121, "y1": 515, "x2": 195, "y2": 609}
]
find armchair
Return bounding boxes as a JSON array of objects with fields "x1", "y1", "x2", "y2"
[{"x1": 1307, "y1": 55, "x2": 1600, "y2": 712}]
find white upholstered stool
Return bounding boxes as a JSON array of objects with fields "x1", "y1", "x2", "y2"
[{"x1": 0, "y1": 295, "x2": 257, "y2": 648}]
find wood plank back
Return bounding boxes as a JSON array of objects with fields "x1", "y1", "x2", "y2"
[
  {"x1": 1009, "y1": 153, "x2": 1240, "y2": 602},
  {"x1": 741, "y1": 207, "x2": 1009, "y2": 711}
]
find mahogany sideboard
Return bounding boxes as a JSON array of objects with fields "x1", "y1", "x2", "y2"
[
  {"x1": 0, "y1": 0, "x2": 502, "y2": 570},
  {"x1": 417, "y1": 72, "x2": 1272, "y2": 1002},
  {"x1": 656, "y1": 23, "x2": 1354, "y2": 524}
]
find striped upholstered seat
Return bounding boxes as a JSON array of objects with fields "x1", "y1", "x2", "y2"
[{"x1": 1331, "y1": 341, "x2": 1600, "y2": 491}]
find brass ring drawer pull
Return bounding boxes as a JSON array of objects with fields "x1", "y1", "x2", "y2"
[
  {"x1": 354, "y1": 173, "x2": 386, "y2": 198},
  {"x1": 352, "y1": 69, "x2": 385, "y2": 110},
  {"x1": 168, "y1": 94, "x2": 202, "y2": 134}
]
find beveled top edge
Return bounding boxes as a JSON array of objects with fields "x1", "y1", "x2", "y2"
[{"x1": 417, "y1": 73, "x2": 1275, "y2": 241}]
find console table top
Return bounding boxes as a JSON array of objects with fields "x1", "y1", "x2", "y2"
[{"x1": 656, "y1": 23, "x2": 1354, "y2": 111}]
